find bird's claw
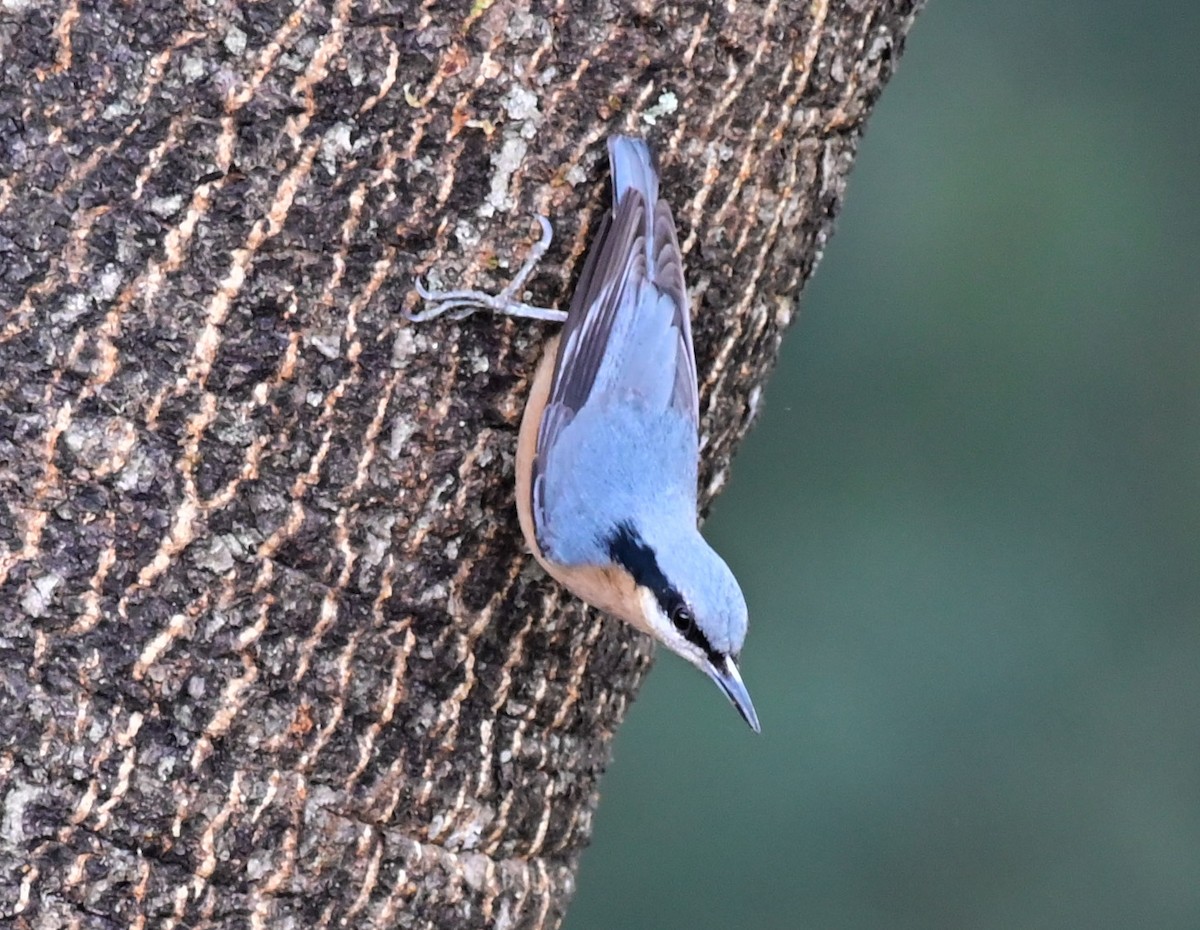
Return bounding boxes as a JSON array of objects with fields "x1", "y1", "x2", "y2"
[{"x1": 407, "y1": 215, "x2": 566, "y2": 325}]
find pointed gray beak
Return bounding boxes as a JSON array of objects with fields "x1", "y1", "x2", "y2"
[{"x1": 705, "y1": 655, "x2": 761, "y2": 733}]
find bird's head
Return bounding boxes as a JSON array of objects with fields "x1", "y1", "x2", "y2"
[{"x1": 606, "y1": 521, "x2": 759, "y2": 732}]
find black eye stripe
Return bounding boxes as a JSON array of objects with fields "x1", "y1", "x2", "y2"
[{"x1": 606, "y1": 522, "x2": 723, "y2": 664}]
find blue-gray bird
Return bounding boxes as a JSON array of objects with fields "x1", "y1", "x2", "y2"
[{"x1": 413, "y1": 135, "x2": 758, "y2": 732}]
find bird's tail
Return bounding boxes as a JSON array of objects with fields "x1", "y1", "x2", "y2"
[{"x1": 607, "y1": 135, "x2": 659, "y2": 209}]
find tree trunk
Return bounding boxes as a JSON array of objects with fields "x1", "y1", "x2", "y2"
[{"x1": 0, "y1": 1, "x2": 922, "y2": 926}]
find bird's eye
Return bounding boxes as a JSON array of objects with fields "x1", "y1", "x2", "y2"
[{"x1": 670, "y1": 604, "x2": 695, "y2": 635}]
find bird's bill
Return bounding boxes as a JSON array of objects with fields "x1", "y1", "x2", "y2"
[{"x1": 705, "y1": 655, "x2": 761, "y2": 733}]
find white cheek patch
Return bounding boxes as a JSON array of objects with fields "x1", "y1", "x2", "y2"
[
  {"x1": 636, "y1": 586, "x2": 706, "y2": 671},
  {"x1": 636, "y1": 586, "x2": 664, "y2": 636}
]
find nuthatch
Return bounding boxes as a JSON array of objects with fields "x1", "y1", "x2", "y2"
[{"x1": 411, "y1": 136, "x2": 758, "y2": 732}]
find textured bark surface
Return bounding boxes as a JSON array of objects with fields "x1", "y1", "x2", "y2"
[{"x1": 0, "y1": 1, "x2": 921, "y2": 927}]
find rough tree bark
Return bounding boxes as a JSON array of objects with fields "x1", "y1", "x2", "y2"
[{"x1": 0, "y1": 1, "x2": 921, "y2": 927}]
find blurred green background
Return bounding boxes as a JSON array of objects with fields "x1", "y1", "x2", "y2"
[{"x1": 566, "y1": 2, "x2": 1199, "y2": 929}]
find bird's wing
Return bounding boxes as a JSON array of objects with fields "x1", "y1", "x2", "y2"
[
  {"x1": 649, "y1": 195, "x2": 699, "y2": 427},
  {"x1": 532, "y1": 136, "x2": 698, "y2": 552}
]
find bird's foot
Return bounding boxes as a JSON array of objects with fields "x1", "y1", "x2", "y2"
[{"x1": 408, "y1": 215, "x2": 567, "y2": 323}]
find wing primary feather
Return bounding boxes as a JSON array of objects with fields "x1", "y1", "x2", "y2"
[
  {"x1": 652, "y1": 198, "x2": 698, "y2": 424},
  {"x1": 549, "y1": 192, "x2": 642, "y2": 414}
]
